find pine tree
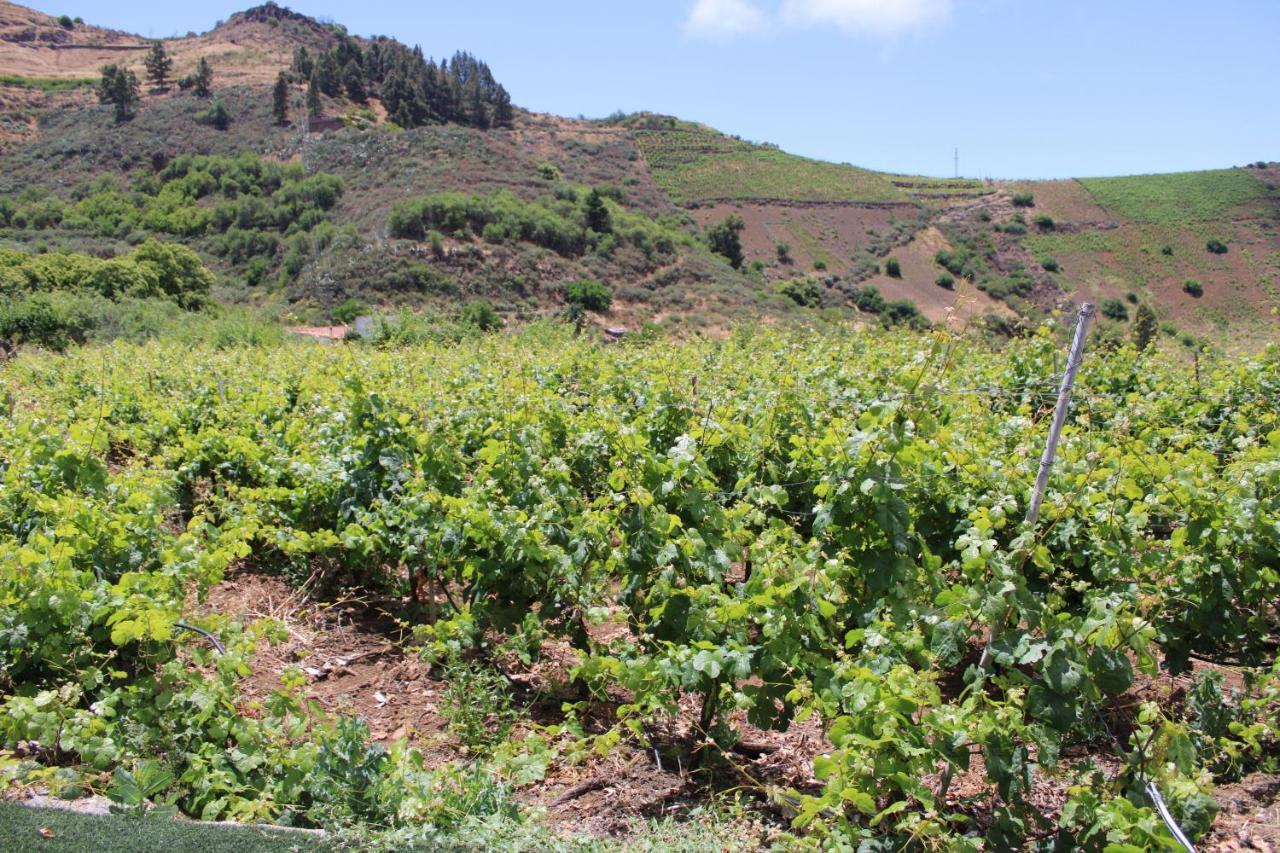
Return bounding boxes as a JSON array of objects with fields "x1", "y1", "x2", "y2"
[
  {"x1": 143, "y1": 41, "x2": 172, "y2": 90},
  {"x1": 193, "y1": 57, "x2": 213, "y2": 98},
  {"x1": 291, "y1": 46, "x2": 313, "y2": 78},
  {"x1": 492, "y1": 85, "x2": 513, "y2": 128},
  {"x1": 98, "y1": 64, "x2": 140, "y2": 122},
  {"x1": 342, "y1": 60, "x2": 366, "y2": 104},
  {"x1": 1132, "y1": 303, "x2": 1158, "y2": 350},
  {"x1": 315, "y1": 51, "x2": 341, "y2": 97},
  {"x1": 306, "y1": 73, "x2": 322, "y2": 116},
  {"x1": 272, "y1": 71, "x2": 290, "y2": 125}
]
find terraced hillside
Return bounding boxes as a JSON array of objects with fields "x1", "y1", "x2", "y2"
[{"x1": 0, "y1": 0, "x2": 1275, "y2": 345}]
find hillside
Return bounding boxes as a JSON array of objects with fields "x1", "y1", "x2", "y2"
[{"x1": 0, "y1": 0, "x2": 1275, "y2": 345}]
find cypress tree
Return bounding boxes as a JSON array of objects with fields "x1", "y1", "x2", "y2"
[
  {"x1": 272, "y1": 71, "x2": 290, "y2": 124},
  {"x1": 306, "y1": 73, "x2": 322, "y2": 116},
  {"x1": 584, "y1": 189, "x2": 611, "y2": 234},
  {"x1": 1132, "y1": 303, "x2": 1158, "y2": 350},
  {"x1": 193, "y1": 57, "x2": 213, "y2": 98}
]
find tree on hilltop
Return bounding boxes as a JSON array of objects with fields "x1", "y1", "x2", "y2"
[{"x1": 144, "y1": 41, "x2": 173, "y2": 90}]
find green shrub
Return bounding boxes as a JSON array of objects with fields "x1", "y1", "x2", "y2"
[
  {"x1": 1040, "y1": 257, "x2": 1060, "y2": 273},
  {"x1": 935, "y1": 273, "x2": 955, "y2": 289},
  {"x1": 1182, "y1": 279, "x2": 1204, "y2": 297},
  {"x1": 0, "y1": 293, "x2": 94, "y2": 350},
  {"x1": 58, "y1": 14, "x2": 74, "y2": 28},
  {"x1": 1161, "y1": 244, "x2": 1174, "y2": 256},
  {"x1": 884, "y1": 257, "x2": 901, "y2": 278},
  {"x1": 1205, "y1": 238, "x2": 1228, "y2": 254},
  {"x1": 813, "y1": 259, "x2": 826, "y2": 271},
  {"x1": 707, "y1": 214, "x2": 745, "y2": 269},
  {"x1": 977, "y1": 267, "x2": 1035, "y2": 301},
  {"x1": 935, "y1": 247, "x2": 980, "y2": 280},
  {"x1": 1012, "y1": 191, "x2": 1035, "y2": 207},
  {"x1": 565, "y1": 279, "x2": 612, "y2": 312},
  {"x1": 1032, "y1": 213, "x2": 1055, "y2": 231},
  {"x1": 1101, "y1": 298, "x2": 1129, "y2": 321},
  {"x1": 996, "y1": 220, "x2": 1027, "y2": 235},
  {"x1": 778, "y1": 277, "x2": 821, "y2": 307},
  {"x1": 976, "y1": 209, "x2": 992, "y2": 222},
  {"x1": 850, "y1": 285, "x2": 886, "y2": 314},
  {"x1": 884, "y1": 299, "x2": 924, "y2": 328},
  {"x1": 775, "y1": 241, "x2": 791, "y2": 264},
  {"x1": 332, "y1": 297, "x2": 368, "y2": 325},
  {"x1": 1125, "y1": 292, "x2": 1138, "y2": 304},
  {"x1": 460, "y1": 300, "x2": 502, "y2": 332},
  {"x1": 198, "y1": 100, "x2": 232, "y2": 130}
]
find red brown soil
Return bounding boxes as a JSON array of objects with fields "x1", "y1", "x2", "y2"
[
  {"x1": 194, "y1": 569, "x2": 1274, "y2": 847},
  {"x1": 688, "y1": 201, "x2": 1012, "y2": 324}
]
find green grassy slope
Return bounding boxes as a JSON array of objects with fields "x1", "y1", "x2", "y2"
[
  {"x1": 1078, "y1": 168, "x2": 1277, "y2": 225},
  {"x1": 624, "y1": 117, "x2": 907, "y2": 204}
]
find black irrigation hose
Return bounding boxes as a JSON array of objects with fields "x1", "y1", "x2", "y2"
[{"x1": 173, "y1": 621, "x2": 226, "y2": 656}]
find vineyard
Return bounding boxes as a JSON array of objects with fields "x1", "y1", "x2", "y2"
[{"x1": 1, "y1": 322, "x2": 1278, "y2": 849}]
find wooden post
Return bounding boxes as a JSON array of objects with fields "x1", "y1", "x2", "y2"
[
  {"x1": 1026, "y1": 302, "x2": 1095, "y2": 527},
  {"x1": 936, "y1": 302, "x2": 1094, "y2": 805}
]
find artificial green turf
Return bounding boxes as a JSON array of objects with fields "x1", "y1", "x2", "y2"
[{"x1": 0, "y1": 802, "x2": 330, "y2": 852}]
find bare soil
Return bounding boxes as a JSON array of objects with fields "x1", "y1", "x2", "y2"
[{"x1": 192, "y1": 568, "x2": 1273, "y2": 848}]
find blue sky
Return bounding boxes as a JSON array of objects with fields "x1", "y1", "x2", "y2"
[{"x1": 50, "y1": 0, "x2": 1279, "y2": 179}]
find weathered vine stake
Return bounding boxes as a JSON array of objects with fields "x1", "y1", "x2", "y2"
[{"x1": 936, "y1": 302, "x2": 1095, "y2": 803}]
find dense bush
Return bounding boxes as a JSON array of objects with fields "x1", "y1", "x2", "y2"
[
  {"x1": 1183, "y1": 279, "x2": 1204, "y2": 297},
  {"x1": 0, "y1": 242, "x2": 213, "y2": 309},
  {"x1": 0, "y1": 292, "x2": 93, "y2": 350},
  {"x1": 565, "y1": 279, "x2": 613, "y2": 313},
  {"x1": 1032, "y1": 213, "x2": 1055, "y2": 231},
  {"x1": 1205, "y1": 238, "x2": 1228, "y2": 254},
  {"x1": 935, "y1": 273, "x2": 955, "y2": 289},
  {"x1": 934, "y1": 246, "x2": 983, "y2": 280},
  {"x1": 884, "y1": 257, "x2": 901, "y2": 278},
  {"x1": 1, "y1": 154, "x2": 343, "y2": 246},
  {"x1": 977, "y1": 267, "x2": 1035, "y2": 301},
  {"x1": 1101, "y1": 298, "x2": 1130, "y2": 321},
  {"x1": 1040, "y1": 257, "x2": 1061, "y2": 272},
  {"x1": 706, "y1": 214, "x2": 745, "y2": 269},
  {"x1": 389, "y1": 189, "x2": 668, "y2": 262},
  {"x1": 460, "y1": 300, "x2": 503, "y2": 332},
  {"x1": 778, "y1": 277, "x2": 821, "y2": 307},
  {"x1": 1011, "y1": 191, "x2": 1035, "y2": 207}
]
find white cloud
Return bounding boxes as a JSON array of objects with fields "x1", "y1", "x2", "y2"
[
  {"x1": 686, "y1": 0, "x2": 952, "y2": 39},
  {"x1": 780, "y1": 0, "x2": 952, "y2": 35},
  {"x1": 684, "y1": 0, "x2": 769, "y2": 39}
]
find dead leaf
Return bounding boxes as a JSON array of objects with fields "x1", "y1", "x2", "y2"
[{"x1": 38, "y1": 827, "x2": 54, "y2": 838}]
